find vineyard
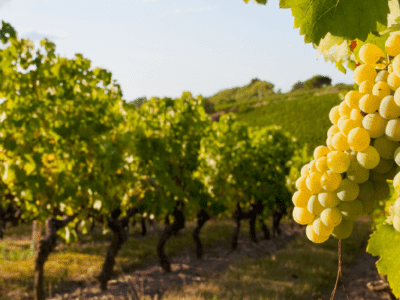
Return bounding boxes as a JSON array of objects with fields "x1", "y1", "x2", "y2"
[{"x1": 2, "y1": 0, "x2": 400, "y2": 299}]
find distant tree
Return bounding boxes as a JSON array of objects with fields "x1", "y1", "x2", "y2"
[
  {"x1": 291, "y1": 81, "x2": 304, "y2": 91},
  {"x1": 130, "y1": 96, "x2": 148, "y2": 109},
  {"x1": 250, "y1": 77, "x2": 260, "y2": 84},
  {"x1": 303, "y1": 75, "x2": 332, "y2": 89},
  {"x1": 202, "y1": 98, "x2": 216, "y2": 114}
]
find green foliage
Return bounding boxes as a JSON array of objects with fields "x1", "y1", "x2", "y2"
[
  {"x1": 291, "y1": 81, "x2": 304, "y2": 92},
  {"x1": 202, "y1": 98, "x2": 216, "y2": 114},
  {"x1": 130, "y1": 97, "x2": 148, "y2": 109},
  {"x1": 243, "y1": 0, "x2": 268, "y2": 4},
  {"x1": 303, "y1": 75, "x2": 331, "y2": 89}
]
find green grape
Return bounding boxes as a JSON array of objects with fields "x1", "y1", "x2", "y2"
[
  {"x1": 379, "y1": 95, "x2": 400, "y2": 120},
  {"x1": 336, "y1": 178, "x2": 360, "y2": 201},
  {"x1": 358, "y1": 180, "x2": 375, "y2": 202},
  {"x1": 372, "y1": 157, "x2": 394, "y2": 174},
  {"x1": 373, "y1": 135, "x2": 399, "y2": 159},
  {"x1": 321, "y1": 170, "x2": 342, "y2": 191},
  {"x1": 338, "y1": 199, "x2": 363, "y2": 220},
  {"x1": 347, "y1": 127, "x2": 370, "y2": 152},
  {"x1": 318, "y1": 191, "x2": 340, "y2": 208},
  {"x1": 307, "y1": 194, "x2": 325, "y2": 215},
  {"x1": 327, "y1": 151, "x2": 350, "y2": 173},
  {"x1": 394, "y1": 199, "x2": 400, "y2": 217},
  {"x1": 292, "y1": 190, "x2": 311, "y2": 208},
  {"x1": 357, "y1": 146, "x2": 380, "y2": 169},
  {"x1": 353, "y1": 64, "x2": 377, "y2": 85},
  {"x1": 386, "y1": 118, "x2": 400, "y2": 142},
  {"x1": 306, "y1": 224, "x2": 330, "y2": 243},
  {"x1": 321, "y1": 207, "x2": 342, "y2": 227},
  {"x1": 375, "y1": 70, "x2": 389, "y2": 83},
  {"x1": 293, "y1": 207, "x2": 315, "y2": 225},
  {"x1": 313, "y1": 217, "x2": 334, "y2": 236},
  {"x1": 362, "y1": 113, "x2": 387, "y2": 138},
  {"x1": 331, "y1": 219, "x2": 354, "y2": 239},
  {"x1": 372, "y1": 181, "x2": 390, "y2": 201},
  {"x1": 306, "y1": 172, "x2": 323, "y2": 194},
  {"x1": 393, "y1": 172, "x2": 400, "y2": 193},
  {"x1": 346, "y1": 159, "x2": 369, "y2": 184},
  {"x1": 358, "y1": 94, "x2": 381, "y2": 114},
  {"x1": 359, "y1": 43, "x2": 385, "y2": 64}
]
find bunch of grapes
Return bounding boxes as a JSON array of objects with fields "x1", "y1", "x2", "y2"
[{"x1": 292, "y1": 33, "x2": 400, "y2": 243}]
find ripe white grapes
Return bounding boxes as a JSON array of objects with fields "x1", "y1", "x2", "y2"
[{"x1": 292, "y1": 38, "x2": 400, "y2": 243}]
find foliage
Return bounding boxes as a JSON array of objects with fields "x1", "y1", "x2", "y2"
[
  {"x1": 129, "y1": 97, "x2": 148, "y2": 109},
  {"x1": 303, "y1": 75, "x2": 332, "y2": 89}
]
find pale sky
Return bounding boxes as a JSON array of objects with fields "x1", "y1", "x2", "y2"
[{"x1": 0, "y1": 0, "x2": 355, "y2": 102}]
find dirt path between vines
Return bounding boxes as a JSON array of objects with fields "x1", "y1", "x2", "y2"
[{"x1": 48, "y1": 223, "x2": 304, "y2": 300}]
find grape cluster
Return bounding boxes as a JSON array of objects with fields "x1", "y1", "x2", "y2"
[{"x1": 292, "y1": 33, "x2": 400, "y2": 242}]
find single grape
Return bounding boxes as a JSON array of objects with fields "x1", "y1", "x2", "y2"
[
  {"x1": 331, "y1": 219, "x2": 354, "y2": 239},
  {"x1": 293, "y1": 207, "x2": 315, "y2": 225},
  {"x1": 350, "y1": 108, "x2": 364, "y2": 123},
  {"x1": 301, "y1": 164, "x2": 310, "y2": 177},
  {"x1": 332, "y1": 132, "x2": 350, "y2": 151},
  {"x1": 394, "y1": 147, "x2": 400, "y2": 166},
  {"x1": 362, "y1": 113, "x2": 387, "y2": 138},
  {"x1": 318, "y1": 191, "x2": 340, "y2": 208},
  {"x1": 353, "y1": 64, "x2": 377, "y2": 85},
  {"x1": 339, "y1": 101, "x2": 352, "y2": 117},
  {"x1": 373, "y1": 135, "x2": 399, "y2": 159},
  {"x1": 393, "y1": 172, "x2": 400, "y2": 193},
  {"x1": 387, "y1": 72, "x2": 400, "y2": 91},
  {"x1": 386, "y1": 118, "x2": 400, "y2": 142},
  {"x1": 306, "y1": 172, "x2": 323, "y2": 194},
  {"x1": 359, "y1": 80, "x2": 374, "y2": 95},
  {"x1": 347, "y1": 127, "x2": 370, "y2": 152},
  {"x1": 321, "y1": 207, "x2": 342, "y2": 227},
  {"x1": 327, "y1": 124, "x2": 340, "y2": 137},
  {"x1": 373, "y1": 81, "x2": 391, "y2": 99},
  {"x1": 357, "y1": 146, "x2": 380, "y2": 169},
  {"x1": 359, "y1": 94, "x2": 382, "y2": 114},
  {"x1": 379, "y1": 95, "x2": 400, "y2": 119},
  {"x1": 346, "y1": 159, "x2": 369, "y2": 183},
  {"x1": 358, "y1": 180, "x2": 375, "y2": 202},
  {"x1": 338, "y1": 199, "x2": 363, "y2": 220},
  {"x1": 292, "y1": 190, "x2": 311, "y2": 208},
  {"x1": 313, "y1": 217, "x2": 334, "y2": 236},
  {"x1": 393, "y1": 215, "x2": 400, "y2": 232},
  {"x1": 375, "y1": 70, "x2": 389, "y2": 83},
  {"x1": 329, "y1": 105, "x2": 340, "y2": 125},
  {"x1": 307, "y1": 194, "x2": 325, "y2": 215},
  {"x1": 385, "y1": 33, "x2": 400, "y2": 57},
  {"x1": 314, "y1": 145, "x2": 330, "y2": 160},
  {"x1": 306, "y1": 224, "x2": 330, "y2": 243},
  {"x1": 316, "y1": 156, "x2": 329, "y2": 173},
  {"x1": 346, "y1": 90, "x2": 363, "y2": 109},
  {"x1": 372, "y1": 157, "x2": 394, "y2": 174},
  {"x1": 372, "y1": 181, "x2": 390, "y2": 201},
  {"x1": 327, "y1": 151, "x2": 350, "y2": 173},
  {"x1": 336, "y1": 178, "x2": 360, "y2": 201},
  {"x1": 321, "y1": 170, "x2": 343, "y2": 191},
  {"x1": 359, "y1": 43, "x2": 385, "y2": 64}
]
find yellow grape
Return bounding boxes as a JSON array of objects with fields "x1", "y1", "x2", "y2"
[
  {"x1": 327, "y1": 150, "x2": 350, "y2": 173},
  {"x1": 307, "y1": 194, "x2": 325, "y2": 215},
  {"x1": 327, "y1": 124, "x2": 340, "y2": 137},
  {"x1": 331, "y1": 219, "x2": 354, "y2": 239},
  {"x1": 339, "y1": 119, "x2": 360, "y2": 137},
  {"x1": 337, "y1": 115, "x2": 350, "y2": 130},
  {"x1": 326, "y1": 135, "x2": 335, "y2": 151},
  {"x1": 306, "y1": 224, "x2": 330, "y2": 243},
  {"x1": 393, "y1": 55, "x2": 400, "y2": 79},
  {"x1": 339, "y1": 101, "x2": 352, "y2": 117},
  {"x1": 321, "y1": 170, "x2": 342, "y2": 191},
  {"x1": 316, "y1": 156, "x2": 329, "y2": 173},
  {"x1": 385, "y1": 33, "x2": 400, "y2": 57},
  {"x1": 393, "y1": 172, "x2": 400, "y2": 193},
  {"x1": 308, "y1": 160, "x2": 318, "y2": 173},
  {"x1": 386, "y1": 118, "x2": 400, "y2": 141},
  {"x1": 347, "y1": 127, "x2": 370, "y2": 152},
  {"x1": 321, "y1": 207, "x2": 342, "y2": 227},
  {"x1": 359, "y1": 94, "x2": 382, "y2": 114},
  {"x1": 393, "y1": 215, "x2": 400, "y2": 232},
  {"x1": 353, "y1": 64, "x2": 377, "y2": 85},
  {"x1": 329, "y1": 105, "x2": 340, "y2": 125},
  {"x1": 301, "y1": 164, "x2": 310, "y2": 177},
  {"x1": 313, "y1": 217, "x2": 334, "y2": 236},
  {"x1": 394, "y1": 147, "x2": 400, "y2": 166},
  {"x1": 359, "y1": 80, "x2": 374, "y2": 95},
  {"x1": 336, "y1": 178, "x2": 360, "y2": 201},
  {"x1": 359, "y1": 43, "x2": 385, "y2": 64},
  {"x1": 389, "y1": 64, "x2": 394, "y2": 74},
  {"x1": 394, "y1": 199, "x2": 400, "y2": 217},
  {"x1": 373, "y1": 81, "x2": 391, "y2": 99},
  {"x1": 318, "y1": 191, "x2": 340, "y2": 208},
  {"x1": 379, "y1": 95, "x2": 400, "y2": 119},
  {"x1": 357, "y1": 145, "x2": 380, "y2": 169},
  {"x1": 350, "y1": 109, "x2": 364, "y2": 123},
  {"x1": 393, "y1": 87, "x2": 400, "y2": 106},
  {"x1": 373, "y1": 135, "x2": 399, "y2": 159},
  {"x1": 296, "y1": 175, "x2": 309, "y2": 191},
  {"x1": 362, "y1": 113, "x2": 387, "y2": 138},
  {"x1": 292, "y1": 190, "x2": 311, "y2": 208},
  {"x1": 332, "y1": 132, "x2": 350, "y2": 151},
  {"x1": 375, "y1": 70, "x2": 389, "y2": 83},
  {"x1": 293, "y1": 207, "x2": 315, "y2": 225},
  {"x1": 387, "y1": 72, "x2": 400, "y2": 91},
  {"x1": 346, "y1": 90, "x2": 363, "y2": 109},
  {"x1": 314, "y1": 145, "x2": 330, "y2": 160},
  {"x1": 306, "y1": 172, "x2": 323, "y2": 194}
]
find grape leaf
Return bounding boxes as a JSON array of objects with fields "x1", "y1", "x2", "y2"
[
  {"x1": 279, "y1": 0, "x2": 389, "y2": 46},
  {"x1": 367, "y1": 223, "x2": 400, "y2": 298}
]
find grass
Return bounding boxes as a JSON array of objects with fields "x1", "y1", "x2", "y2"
[{"x1": 0, "y1": 215, "x2": 372, "y2": 300}]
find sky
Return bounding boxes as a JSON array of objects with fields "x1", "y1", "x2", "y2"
[{"x1": 0, "y1": 0, "x2": 356, "y2": 102}]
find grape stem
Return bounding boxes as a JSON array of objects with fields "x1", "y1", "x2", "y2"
[{"x1": 330, "y1": 239, "x2": 349, "y2": 300}]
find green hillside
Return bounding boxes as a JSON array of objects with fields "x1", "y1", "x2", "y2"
[{"x1": 205, "y1": 83, "x2": 353, "y2": 157}]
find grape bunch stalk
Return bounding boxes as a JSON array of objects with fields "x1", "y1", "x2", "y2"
[{"x1": 292, "y1": 33, "x2": 400, "y2": 243}]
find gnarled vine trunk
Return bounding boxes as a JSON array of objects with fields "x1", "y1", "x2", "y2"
[
  {"x1": 34, "y1": 214, "x2": 77, "y2": 300},
  {"x1": 192, "y1": 209, "x2": 210, "y2": 259},
  {"x1": 97, "y1": 207, "x2": 138, "y2": 291},
  {"x1": 231, "y1": 202, "x2": 246, "y2": 250},
  {"x1": 141, "y1": 215, "x2": 147, "y2": 236},
  {"x1": 157, "y1": 202, "x2": 185, "y2": 272}
]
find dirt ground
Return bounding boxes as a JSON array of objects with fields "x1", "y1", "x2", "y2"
[{"x1": 44, "y1": 221, "x2": 396, "y2": 300}]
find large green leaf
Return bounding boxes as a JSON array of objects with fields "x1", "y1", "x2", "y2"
[{"x1": 367, "y1": 223, "x2": 400, "y2": 298}]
